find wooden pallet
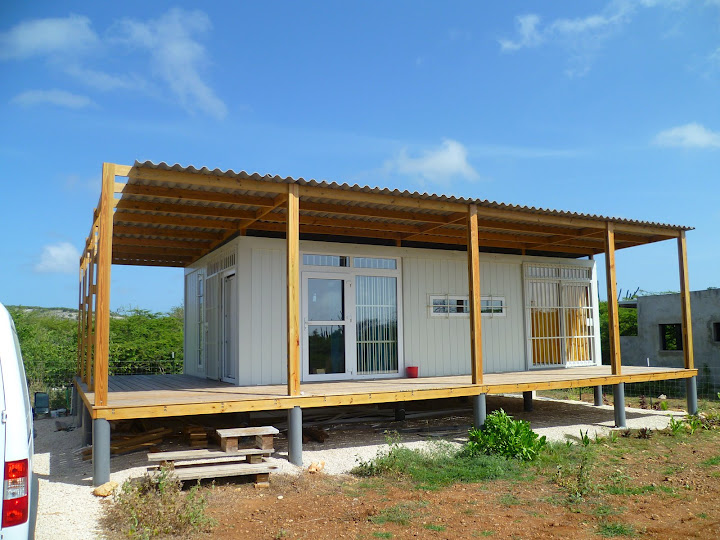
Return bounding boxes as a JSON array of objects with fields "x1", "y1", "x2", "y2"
[
  {"x1": 215, "y1": 426, "x2": 279, "y2": 452},
  {"x1": 148, "y1": 426, "x2": 279, "y2": 487}
]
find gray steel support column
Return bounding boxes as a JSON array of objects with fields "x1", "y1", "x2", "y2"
[
  {"x1": 613, "y1": 383, "x2": 626, "y2": 428},
  {"x1": 394, "y1": 404, "x2": 406, "y2": 422},
  {"x1": 92, "y1": 418, "x2": 111, "y2": 486},
  {"x1": 70, "y1": 386, "x2": 78, "y2": 417},
  {"x1": 523, "y1": 391, "x2": 533, "y2": 412},
  {"x1": 686, "y1": 376, "x2": 698, "y2": 416},
  {"x1": 287, "y1": 406, "x2": 303, "y2": 466},
  {"x1": 594, "y1": 385, "x2": 603, "y2": 407},
  {"x1": 82, "y1": 405, "x2": 92, "y2": 446},
  {"x1": 474, "y1": 394, "x2": 487, "y2": 427}
]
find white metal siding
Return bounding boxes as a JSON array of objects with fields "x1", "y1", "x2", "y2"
[
  {"x1": 186, "y1": 236, "x2": 598, "y2": 385},
  {"x1": 183, "y1": 269, "x2": 200, "y2": 377},
  {"x1": 401, "y1": 257, "x2": 525, "y2": 377},
  {"x1": 243, "y1": 246, "x2": 287, "y2": 385}
]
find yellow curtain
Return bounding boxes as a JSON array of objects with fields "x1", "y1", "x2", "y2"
[{"x1": 531, "y1": 309, "x2": 562, "y2": 366}]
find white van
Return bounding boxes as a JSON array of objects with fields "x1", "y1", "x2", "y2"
[{"x1": 0, "y1": 303, "x2": 36, "y2": 539}]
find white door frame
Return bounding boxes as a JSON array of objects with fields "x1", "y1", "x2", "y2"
[
  {"x1": 302, "y1": 271, "x2": 355, "y2": 381},
  {"x1": 221, "y1": 270, "x2": 237, "y2": 383}
]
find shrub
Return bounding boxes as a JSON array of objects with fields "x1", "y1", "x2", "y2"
[
  {"x1": 351, "y1": 436, "x2": 518, "y2": 489},
  {"x1": 463, "y1": 409, "x2": 547, "y2": 461},
  {"x1": 101, "y1": 466, "x2": 214, "y2": 538}
]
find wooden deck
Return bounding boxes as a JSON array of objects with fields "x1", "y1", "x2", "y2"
[{"x1": 77, "y1": 366, "x2": 696, "y2": 420}]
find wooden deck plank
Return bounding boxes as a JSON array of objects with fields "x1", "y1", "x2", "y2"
[{"x1": 81, "y1": 366, "x2": 697, "y2": 420}]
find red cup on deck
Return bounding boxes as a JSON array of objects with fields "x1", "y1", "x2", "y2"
[{"x1": 406, "y1": 366, "x2": 419, "y2": 378}]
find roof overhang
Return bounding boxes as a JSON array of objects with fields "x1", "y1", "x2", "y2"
[{"x1": 103, "y1": 161, "x2": 692, "y2": 268}]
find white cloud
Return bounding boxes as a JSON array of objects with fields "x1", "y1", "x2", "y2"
[
  {"x1": 11, "y1": 89, "x2": 95, "y2": 109},
  {"x1": 35, "y1": 242, "x2": 80, "y2": 274},
  {"x1": 385, "y1": 139, "x2": 480, "y2": 184},
  {"x1": 0, "y1": 14, "x2": 98, "y2": 60},
  {"x1": 653, "y1": 123, "x2": 720, "y2": 148},
  {"x1": 499, "y1": 14, "x2": 543, "y2": 51},
  {"x1": 499, "y1": 1, "x2": 685, "y2": 75},
  {"x1": 64, "y1": 64, "x2": 144, "y2": 91},
  {"x1": 109, "y1": 8, "x2": 227, "y2": 119}
]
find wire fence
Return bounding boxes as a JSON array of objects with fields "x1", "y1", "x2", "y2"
[{"x1": 108, "y1": 355, "x2": 184, "y2": 376}]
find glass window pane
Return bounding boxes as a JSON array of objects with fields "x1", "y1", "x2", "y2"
[
  {"x1": 303, "y1": 254, "x2": 349, "y2": 267},
  {"x1": 308, "y1": 325, "x2": 345, "y2": 374},
  {"x1": 356, "y1": 276, "x2": 398, "y2": 374},
  {"x1": 308, "y1": 278, "x2": 344, "y2": 321},
  {"x1": 353, "y1": 257, "x2": 397, "y2": 270}
]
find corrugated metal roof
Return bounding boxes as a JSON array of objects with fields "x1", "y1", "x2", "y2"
[{"x1": 132, "y1": 160, "x2": 693, "y2": 231}]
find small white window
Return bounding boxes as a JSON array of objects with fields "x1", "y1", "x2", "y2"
[
  {"x1": 430, "y1": 295, "x2": 469, "y2": 316},
  {"x1": 429, "y1": 295, "x2": 506, "y2": 318},
  {"x1": 353, "y1": 257, "x2": 397, "y2": 269},
  {"x1": 303, "y1": 254, "x2": 349, "y2": 267},
  {"x1": 481, "y1": 297, "x2": 506, "y2": 317}
]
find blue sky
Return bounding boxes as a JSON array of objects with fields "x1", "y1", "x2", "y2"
[{"x1": 1, "y1": 1, "x2": 719, "y2": 312}]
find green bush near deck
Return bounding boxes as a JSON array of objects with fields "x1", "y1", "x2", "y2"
[{"x1": 463, "y1": 409, "x2": 547, "y2": 461}]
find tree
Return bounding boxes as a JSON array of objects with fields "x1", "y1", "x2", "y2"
[{"x1": 598, "y1": 301, "x2": 638, "y2": 364}]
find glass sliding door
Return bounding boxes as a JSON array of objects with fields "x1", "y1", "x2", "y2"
[
  {"x1": 356, "y1": 275, "x2": 398, "y2": 375},
  {"x1": 304, "y1": 275, "x2": 351, "y2": 379},
  {"x1": 301, "y1": 254, "x2": 403, "y2": 381}
]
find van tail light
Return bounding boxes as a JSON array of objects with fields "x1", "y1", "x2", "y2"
[{"x1": 2, "y1": 459, "x2": 29, "y2": 528}]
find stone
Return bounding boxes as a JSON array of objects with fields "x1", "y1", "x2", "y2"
[{"x1": 92, "y1": 481, "x2": 118, "y2": 497}]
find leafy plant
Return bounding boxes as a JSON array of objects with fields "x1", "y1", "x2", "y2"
[
  {"x1": 554, "y1": 449, "x2": 594, "y2": 502},
  {"x1": 598, "y1": 521, "x2": 637, "y2": 537},
  {"x1": 669, "y1": 417, "x2": 685, "y2": 436},
  {"x1": 352, "y1": 437, "x2": 518, "y2": 489},
  {"x1": 687, "y1": 416, "x2": 702, "y2": 435},
  {"x1": 660, "y1": 400, "x2": 669, "y2": 411},
  {"x1": 636, "y1": 427, "x2": 652, "y2": 439},
  {"x1": 101, "y1": 465, "x2": 214, "y2": 538},
  {"x1": 579, "y1": 429, "x2": 591, "y2": 447},
  {"x1": 464, "y1": 409, "x2": 547, "y2": 461}
]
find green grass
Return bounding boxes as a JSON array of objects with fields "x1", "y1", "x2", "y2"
[
  {"x1": 353, "y1": 440, "x2": 520, "y2": 490},
  {"x1": 700, "y1": 455, "x2": 720, "y2": 467},
  {"x1": 597, "y1": 521, "x2": 637, "y2": 537},
  {"x1": 592, "y1": 504, "x2": 621, "y2": 517},
  {"x1": 372, "y1": 533, "x2": 393, "y2": 539},
  {"x1": 424, "y1": 524, "x2": 446, "y2": 531},
  {"x1": 370, "y1": 501, "x2": 427, "y2": 526},
  {"x1": 498, "y1": 493, "x2": 523, "y2": 506}
]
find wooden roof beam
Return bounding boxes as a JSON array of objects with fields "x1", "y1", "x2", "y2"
[
  {"x1": 402, "y1": 212, "x2": 467, "y2": 241},
  {"x1": 112, "y1": 225, "x2": 222, "y2": 241},
  {"x1": 115, "y1": 199, "x2": 257, "y2": 220},
  {"x1": 113, "y1": 237, "x2": 213, "y2": 249},
  {"x1": 114, "y1": 211, "x2": 236, "y2": 230},
  {"x1": 239, "y1": 193, "x2": 288, "y2": 232},
  {"x1": 115, "y1": 182, "x2": 282, "y2": 208}
]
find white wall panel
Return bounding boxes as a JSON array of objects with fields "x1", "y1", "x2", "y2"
[{"x1": 187, "y1": 235, "x2": 595, "y2": 385}]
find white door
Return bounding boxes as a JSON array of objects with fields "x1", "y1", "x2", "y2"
[
  {"x1": 221, "y1": 273, "x2": 237, "y2": 382},
  {"x1": 302, "y1": 272, "x2": 354, "y2": 381}
]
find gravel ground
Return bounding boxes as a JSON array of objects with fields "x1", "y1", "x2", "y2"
[{"x1": 33, "y1": 395, "x2": 684, "y2": 539}]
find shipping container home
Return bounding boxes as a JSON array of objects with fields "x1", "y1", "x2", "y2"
[
  {"x1": 75, "y1": 161, "x2": 699, "y2": 485},
  {"x1": 183, "y1": 237, "x2": 603, "y2": 385}
]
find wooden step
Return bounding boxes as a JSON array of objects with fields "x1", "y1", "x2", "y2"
[
  {"x1": 215, "y1": 426, "x2": 279, "y2": 438},
  {"x1": 153, "y1": 463, "x2": 277, "y2": 482},
  {"x1": 148, "y1": 447, "x2": 273, "y2": 462},
  {"x1": 149, "y1": 455, "x2": 268, "y2": 469}
]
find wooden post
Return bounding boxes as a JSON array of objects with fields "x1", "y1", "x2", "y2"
[
  {"x1": 77, "y1": 255, "x2": 85, "y2": 379},
  {"x1": 84, "y1": 233, "x2": 96, "y2": 386},
  {"x1": 467, "y1": 204, "x2": 483, "y2": 384},
  {"x1": 287, "y1": 184, "x2": 301, "y2": 396},
  {"x1": 604, "y1": 222, "x2": 621, "y2": 375},
  {"x1": 678, "y1": 231, "x2": 694, "y2": 370},
  {"x1": 94, "y1": 163, "x2": 114, "y2": 407}
]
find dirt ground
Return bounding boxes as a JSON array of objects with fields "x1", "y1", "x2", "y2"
[
  {"x1": 189, "y1": 398, "x2": 720, "y2": 540},
  {"x1": 202, "y1": 432, "x2": 720, "y2": 540}
]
